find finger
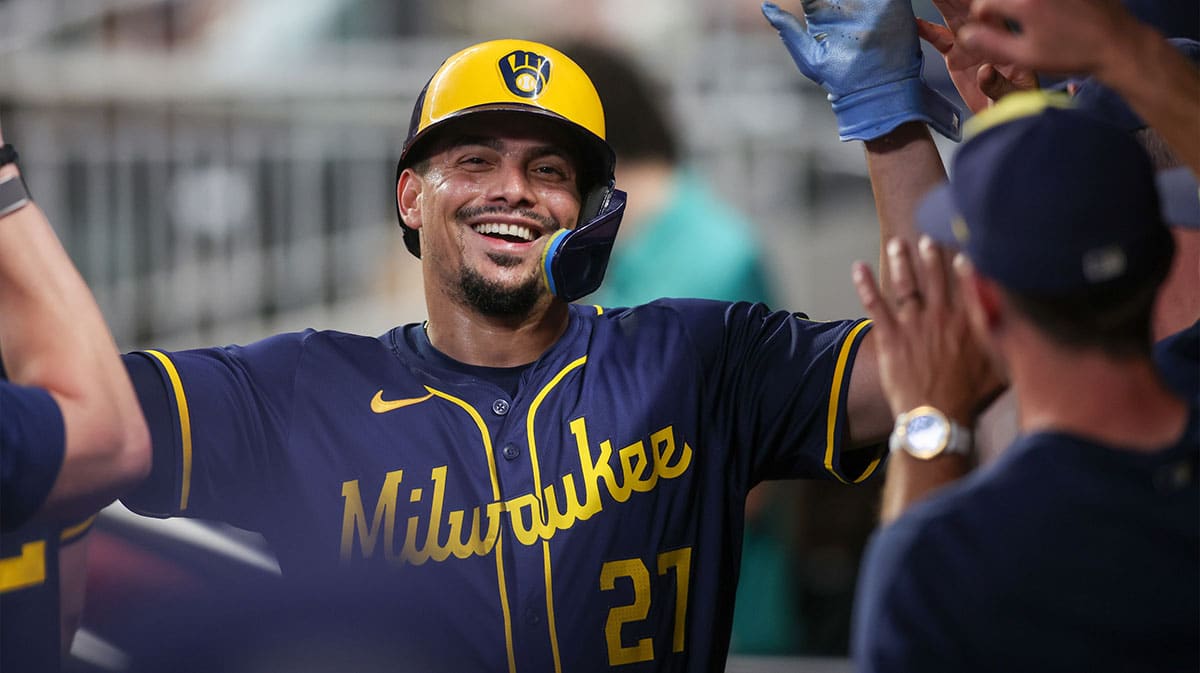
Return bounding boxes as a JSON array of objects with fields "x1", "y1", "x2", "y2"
[
  {"x1": 928, "y1": 0, "x2": 970, "y2": 29},
  {"x1": 886, "y1": 238, "x2": 922, "y2": 311},
  {"x1": 852, "y1": 261, "x2": 897, "y2": 334},
  {"x1": 1005, "y1": 66, "x2": 1040, "y2": 92},
  {"x1": 761, "y1": 2, "x2": 821, "y2": 76},
  {"x1": 967, "y1": 0, "x2": 1020, "y2": 24},
  {"x1": 977, "y1": 64, "x2": 1023, "y2": 102},
  {"x1": 761, "y1": 2, "x2": 805, "y2": 35},
  {"x1": 957, "y1": 24, "x2": 1023, "y2": 65},
  {"x1": 916, "y1": 18, "x2": 955, "y2": 55},
  {"x1": 918, "y1": 235, "x2": 949, "y2": 309}
]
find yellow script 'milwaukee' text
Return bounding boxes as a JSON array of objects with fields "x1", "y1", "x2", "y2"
[{"x1": 339, "y1": 416, "x2": 694, "y2": 564}]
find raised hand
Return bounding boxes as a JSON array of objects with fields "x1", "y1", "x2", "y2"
[
  {"x1": 852, "y1": 237, "x2": 1001, "y2": 422},
  {"x1": 917, "y1": 6, "x2": 1037, "y2": 113}
]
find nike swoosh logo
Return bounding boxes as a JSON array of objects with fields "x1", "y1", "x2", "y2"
[{"x1": 371, "y1": 390, "x2": 434, "y2": 414}]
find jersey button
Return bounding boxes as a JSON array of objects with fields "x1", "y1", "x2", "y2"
[
  {"x1": 502, "y1": 444, "x2": 520, "y2": 460},
  {"x1": 492, "y1": 399, "x2": 510, "y2": 416}
]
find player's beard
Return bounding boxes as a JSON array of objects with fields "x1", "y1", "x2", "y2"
[{"x1": 458, "y1": 256, "x2": 543, "y2": 317}]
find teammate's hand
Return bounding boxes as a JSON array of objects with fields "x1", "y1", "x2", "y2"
[
  {"x1": 762, "y1": 0, "x2": 963, "y2": 141},
  {"x1": 851, "y1": 237, "x2": 1001, "y2": 423},
  {"x1": 917, "y1": 1, "x2": 1037, "y2": 114},
  {"x1": 958, "y1": 0, "x2": 1145, "y2": 78}
]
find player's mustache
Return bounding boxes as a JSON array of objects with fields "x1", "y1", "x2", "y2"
[{"x1": 455, "y1": 205, "x2": 561, "y2": 233}]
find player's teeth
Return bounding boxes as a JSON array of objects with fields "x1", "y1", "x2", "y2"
[{"x1": 473, "y1": 223, "x2": 535, "y2": 241}]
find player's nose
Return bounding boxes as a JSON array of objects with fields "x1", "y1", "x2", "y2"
[{"x1": 486, "y1": 160, "x2": 536, "y2": 208}]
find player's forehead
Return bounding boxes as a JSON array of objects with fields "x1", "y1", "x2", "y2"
[{"x1": 422, "y1": 113, "x2": 584, "y2": 167}]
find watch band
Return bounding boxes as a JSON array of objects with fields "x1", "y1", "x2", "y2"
[
  {"x1": 0, "y1": 144, "x2": 18, "y2": 168},
  {"x1": 941, "y1": 419, "x2": 973, "y2": 456},
  {"x1": 0, "y1": 174, "x2": 31, "y2": 218}
]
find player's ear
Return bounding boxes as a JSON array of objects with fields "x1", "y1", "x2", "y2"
[{"x1": 397, "y1": 168, "x2": 424, "y2": 231}]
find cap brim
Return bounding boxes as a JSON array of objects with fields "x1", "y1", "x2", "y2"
[
  {"x1": 916, "y1": 182, "x2": 966, "y2": 248},
  {"x1": 1158, "y1": 167, "x2": 1200, "y2": 230}
]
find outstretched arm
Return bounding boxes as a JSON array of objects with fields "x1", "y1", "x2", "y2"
[
  {"x1": 844, "y1": 122, "x2": 952, "y2": 458},
  {"x1": 0, "y1": 122, "x2": 150, "y2": 527},
  {"x1": 960, "y1": 0, "x2": 1200, "y2": 174},
  {"x1": 764, "y1": 0, "x2": 999, "y2": 514}
]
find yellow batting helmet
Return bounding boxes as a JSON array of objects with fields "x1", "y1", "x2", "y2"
[{"x1": 396, "y1": 39, "x2": 617, "y2": 259}]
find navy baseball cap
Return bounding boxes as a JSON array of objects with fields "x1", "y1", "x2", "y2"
[{"x1": 917, "y1": 90, "x2": 1199, "y2": 294}]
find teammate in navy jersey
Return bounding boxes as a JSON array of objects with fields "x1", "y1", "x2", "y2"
[
  {"x1": 115, "y1": 31, "x2": 993, "y2": 672},
  {"x1": 0, "y1": 123, "x2": 150, "y2": 671},
  {"x1": 850, "y1": 94, "x2": 1200, "y2": 672}
]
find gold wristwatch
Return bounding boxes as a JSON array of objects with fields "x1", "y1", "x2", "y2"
[{"x1": 888, "y1": 405, "x2": 973, "y2": 460}]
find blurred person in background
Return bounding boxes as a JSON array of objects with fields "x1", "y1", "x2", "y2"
[
  {"x1": 562, "y1": 42, "x2": 777, "y2": 310},
  {"x1": 0, "y1": 123, "x2": 150, "y2": 672}
]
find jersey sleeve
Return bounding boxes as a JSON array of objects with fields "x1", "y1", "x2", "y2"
[
  {"x1": 0, "y1": 382, "x2": 66, "y2": 532},
  {"x1": 120, "y1": 331, "x2": 311, "y2": 530},
  {"x1": 682, "y1": 299, "x2": 880, "y2": 484}
]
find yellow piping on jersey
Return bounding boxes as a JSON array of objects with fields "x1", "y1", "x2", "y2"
[
  {"x1": 426, "y1": 387, "x2": 517, "y2": 673},
  {"x1": 60, "y1": 514, "x2": 98, "y2": 544},
  {"x1": 543, "y1": 542, "x2": 563, "y2": 672},
  {"x1": 145, "y1": 350, "x2": 194, "y2": 511},
  {"x1": 526, "y1": 355, "x2": 587, "y2": 673},
  {"x1": 823, "y1": 320, "x2": 881, "y2": 484},
  {"x1": 527, "y1": 356, "x2": 588, "y2": 519}
]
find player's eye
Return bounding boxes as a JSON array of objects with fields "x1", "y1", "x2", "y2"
[
  {"x1": 454, "y1": 154, "x2": 494, "y2": 172},
  {"x1": 532, "y1": 163, "x2": 570, "y2": 180}
]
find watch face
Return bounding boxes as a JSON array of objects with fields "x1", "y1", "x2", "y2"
[{"x1": 905, "y1": 413, "x2": 949, "y2": 459}]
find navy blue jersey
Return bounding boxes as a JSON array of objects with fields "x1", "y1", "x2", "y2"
[
  {"x1": 1, "y1": 516, "x2": 94, "y2": 673},
  {"x1": 853, "y1": 407, "x2": 1200, "y2": 673},
  {"x1": 1155, "y1": 320, "x2": 1199, "y2": 401},
  {"x1": 123, "y1": 299, "x2": 878, "y2": 672},
  {"x1": 1, "y1": 381, "x2": 66, "y2": 531}
]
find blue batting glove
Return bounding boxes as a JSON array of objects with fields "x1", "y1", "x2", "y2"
[{"x1": 762, "y1": 0, "x2": 962, "y2": 142}]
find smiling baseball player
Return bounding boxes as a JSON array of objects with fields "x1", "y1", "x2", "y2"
[{"x1": 116, "y1": 20, "x2": 974, "y2": 671}]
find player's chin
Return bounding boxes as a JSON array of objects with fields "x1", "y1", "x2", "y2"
[{"x1": 459, "y1": 264, "x2": 546, "y2": 317}]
